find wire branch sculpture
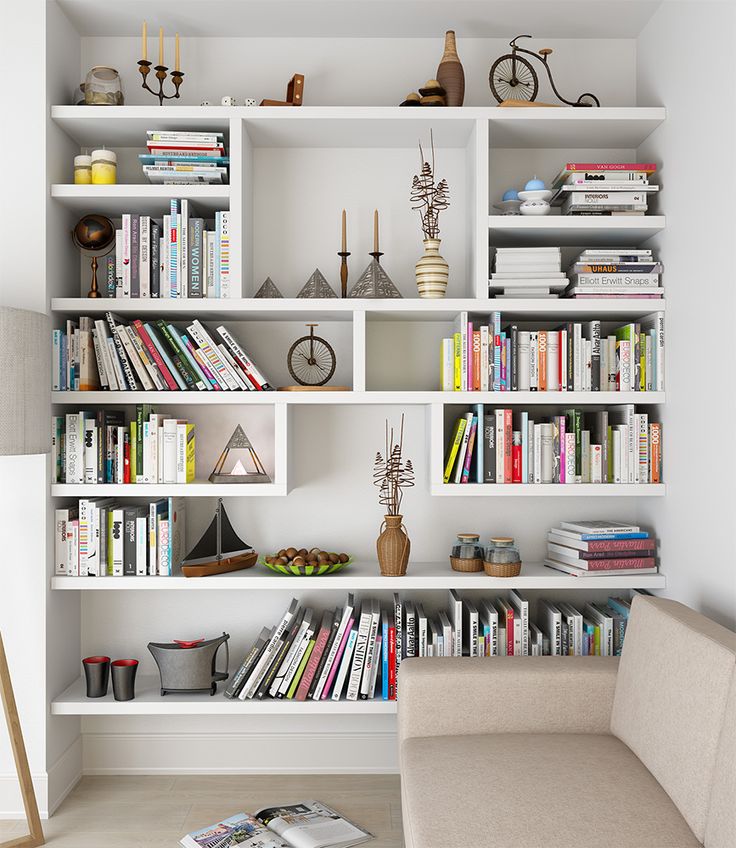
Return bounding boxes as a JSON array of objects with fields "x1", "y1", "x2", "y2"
[
  {"x1": 373, "y1": 414, "x2": 415, "y2": 516},
  {"x1": 410, "y1": 129, "x2": 450, "y2": 240}
]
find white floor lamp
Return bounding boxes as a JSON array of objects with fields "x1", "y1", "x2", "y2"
[{"x1": 0, "y1": 306, "x2": 49, "y2": 848}]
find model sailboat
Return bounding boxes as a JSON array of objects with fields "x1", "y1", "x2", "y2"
[{"x1": 181, "y1": 499, "x2": 258, "y2": 578}]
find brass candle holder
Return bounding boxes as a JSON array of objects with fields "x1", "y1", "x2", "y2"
[{"x1": 137, "y1": 60, "x2": 184, "y2": 105}]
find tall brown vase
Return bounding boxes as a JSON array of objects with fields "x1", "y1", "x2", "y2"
[
  {"x1": 377, "y1": 515, "x2": 410, "y2": 576},
  {"x1": 436, "y1": 30, "x2": 465, "y2": 107}
]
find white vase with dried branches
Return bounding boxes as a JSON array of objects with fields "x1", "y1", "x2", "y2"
[
  {"x1": 373, "y1": 415, "x2": 414, "y2": 576},
  {"x1": 410, "y1": 131, "x2": 450, "y2": 298}
]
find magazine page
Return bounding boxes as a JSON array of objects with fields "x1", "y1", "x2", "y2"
[
  {"x1": 256, "y1": 801, "x2": 372, "y2": 848},
  {"x1": 180, "y1": 812, "x2": 291, "y2": 848}
]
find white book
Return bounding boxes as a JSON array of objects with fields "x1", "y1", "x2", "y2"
[
  {"x1": 463, "y1": 599, "x2": 479, "y2": 658},
  {"x1": 161, "y1": 216, "x2": 171, "y2": 298},
  {"x1": 559, "y1": 329, "x2": 568, "y2": 392},
  {"x1": 546, "y1": 330, "x2": 559, "y2": 391},
  {"x1": 533, "y1": 423, "x2": 542, "y2": 484},
  {"x1": 240, "y1": 598, "x2": 299, "y2": 700},
  {"x1": 517, "y1": 331, "x2": 531, "y2": 391},
  {"x1": 540, "y1": 600, "x2": 562, "y2": 655},
  {"x1": 508, "y1": 590, "x2": 529, "y2": 656},
  {"x1": 393, "y1": 593, "x2": 403, "y2": 678},
  {"x1": 139, "y1": 215, "x2": 151, "y2": 297},
  {"x1": 565, "y1": 432, "x2": 577, "y2": 483},
  {"x1": 219, "y1": 211, "x2": 232, "y2": 297},
  {"x1": 110, "y1": 506, "x2": 124, "y2": 577},
  {"x1": 529, "y1": 622, "x2": 544, "y2": 656},
  {"x1": 67, "y1": 519, "x2": 79, "y2": 576},
  {"x1": 612, "y1": 428, "x2": 623, "y2": 483},
  {"x1": 135, "y1": 515, "x2": 147, "y2": 575},
  {"x1": 347, "y1": 603, "x2": 373, "y2": 701},
  {"x1": 65, "y1": 413, "x2": 84, "y2": 484},
  {"x1": 479, "y1": 326, "x2": 490, "y2": 392},
  {"x1": 448, "y1": 589, "x2": 462, "y2": 657},
  {"x1": 115, "y1": 325, "x2": 151, "y2": 390},
  {"x1": 495, "y1": 410, "x2": 505, "y2": 484},
  {"x1": 162, "y1": 418, "x2": 179, "y2": 484},
  {"x1": 360, "y1": 601, "x2": 381, "y2": 699},
  {"x1": 277, "y1": 613, "x2": 315, "y2": 698},
  {"x1": 540, "y1": 422, "x2": 553, "y2": 484},
  {"x1": 557, "y1": 602, "x2": 584, "y2": 656},
  {"x1": 529, "y1": 331, "x2": 538, "y2": 390},
  {"x1": 481, "y1": 600, "x2": 499, "y2": 656},
  {"x1": 313, "y1": 594, "x2": 355, "y2": 700},
  {"x1": 453, "y1": 311, "x2": 469, "y2": 392},
  {"x1": 54, "y1": 508, "x2": 77, "y2": 575},
  {"x1": 106, "y1": 337, "x2": 126, "y2": 390},
  {"x1": 404, "y1": 601, "x2": 417, "y2": 658},
  {"x1": 527, "y1": 418, "x2": 535, "y2": 482},
  {"x1": 437, "y1": 611, "x2": 452, "y2": 658},
  {"x1": 330, "y1": 628, "x2": 358, "y2": 702},
  {"x1": 366, "y1": 633, "x2": 382, "y2": 699},
  {"x1": 453, "y1": 412, "x2": 474, "y2": 484},
  {"x1": 637, "y1": 414, "x2": 649, "y2": 483},
  {"x1": 573, "y1": 324, "x2": 583, "y2": 391},
  {"x1": 83, "y1": 418, "x2": 98, "y2": 484},
  {"x1": 441, "y1": 338, "x2": 454, "y2": 391},
  {"x1": 591, "y1": 443, "x2": 603, "y2": 483},
  {"x1": 180, "y1": 201, "x2": 189, "y2": 297},
  {"x1": 416, "y1": 602, "x2": 428, "y2": 657}
]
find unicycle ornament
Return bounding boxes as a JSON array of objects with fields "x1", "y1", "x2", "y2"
[{"x1": 287, "y1": 323, "x2": 337, "y2": 387}]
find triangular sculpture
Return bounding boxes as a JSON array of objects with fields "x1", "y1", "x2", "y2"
[
  {"x1": 181, "y1": 499, "x2": 257, "y2": 577},
  {"x1": 254, "y1": 277, "x2": 284, "y2": 298},
  {"x1": 348, "y1": 259, "x2": 402, "y2": 298},
  {"x1": 209, "y1": 424, "x2": 271, "y2": 483},
  {"x1": 297, "y1": 268, "x2": 338, "y2": 298}
]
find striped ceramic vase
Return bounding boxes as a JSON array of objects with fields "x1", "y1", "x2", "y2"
[{"x1": 415, "y1": 238, "x2": 449, "y2": 298}]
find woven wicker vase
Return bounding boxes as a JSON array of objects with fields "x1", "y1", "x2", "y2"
[
  {"x1": 377, "y1": 515, "x2": 410, "y2": 576},
  {"x1": 415, "y1": 238, "x2": 449, "y2": 298},
  {"x1": 436, "y1": 30, "x2": 465, "y2": 107}
]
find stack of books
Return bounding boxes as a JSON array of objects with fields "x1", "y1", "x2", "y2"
[
  {"x1": 566, "y1": 249, "x2": 664, "y2": 299},
  {"x1": 140, "y1": 130, "x2": 229, "y2": 184},
  {"x1": 545, "y1": 521, "x2": 658, "y2": 579},
  {"x1": 52, "y1": 312, "x2": 272, "y2": 393},
  {"x1": 443, "y1": 404, "x2": 663, "y2": 485},
  {"x1": 550, "y1": 162, "x2": 659, "y2": 215},
  {"x1": 489, "y1": 247, "x2": 567, "y2": 298},
  {"x1": 51, "y1": 406, "x2": 195, "y2": 485},
  {"x1": 54, "y1": 497, "x2": 185, "y2": 577}
]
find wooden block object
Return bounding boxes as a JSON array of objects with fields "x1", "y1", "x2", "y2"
[
  {"x1": 0, "y1": 633, "x2": 44, "y2": 848},
  {"x1": 260, "y1": 74, "x2": 304, "y2": 106},
  {"x1": 498, "y1": 99, "x2": 561, "y2": 108}
]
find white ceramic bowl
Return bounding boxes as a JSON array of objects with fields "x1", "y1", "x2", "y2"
[{"x1": 518, "y1": 189, "x2": 552, "y2": 202}]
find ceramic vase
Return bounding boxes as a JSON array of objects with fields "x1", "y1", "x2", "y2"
[
  {"x1": 377, "y1": 514, "x2": 410, "y2": 576},
  {"x1": 415, "y1": 238, "x2": 449, "y2": 298},
  {"x1": 436, "y1": 31, "x2": 465, "y2": 107}
]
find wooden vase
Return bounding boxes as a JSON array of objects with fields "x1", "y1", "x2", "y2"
[
  {"x1": 437, "y1": 30, "x2": 465, "y2": 107},
  {"x1": 415, "y1": 238, "x2": 449, "y2": 298},
  {"x1": 376, "y1": 515, "x2": 410, "y2": 577}
]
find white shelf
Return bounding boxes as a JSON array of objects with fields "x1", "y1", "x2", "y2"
[
  {"x1": 51, "y1": 296, "x2": 666, "y2": 320},
  {"x1": 51, "y1": 675, "x2": 398, "y2": 716},
  {"x1": 489, "y1": 215, "x2": 666, "y2": 247},
  {"x1": 51, "y1": 184, "x2": 229, "y2": 214},
  {"x1": 433, "y1": 483, "x2": 666, "y2": 497},
  {"x1": 51, "y1": 481, "x2": 286, "y2": 497},
  {"x1": 51, "y1": 560, "x2": 666, "y2": 591},
  {"x1": 52, "y1": 391, "x2": 665, "y2": 406}
]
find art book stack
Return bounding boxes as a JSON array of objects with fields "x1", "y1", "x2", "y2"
[
  {"x1": 443, "y1": 404, "x2": 662, "y2": 485},
  {"x1": 545, "y1": 520, "x2": 658, "y2": 578},
  {"x1": 52, "y1": 313, "x2": 272, "y2": 392},
  {"x1": 488, "y1": 247, "x2": 566, "y2": 298},
  {"x1": 140, "y1": 130, "x2": 229, "y2": 184},
  {"x1": 566, "y1": 249, "x2": 664, "y2": 299},
  {"x1": 550, "y1": 162, "x2": 659, "y2": 216}
]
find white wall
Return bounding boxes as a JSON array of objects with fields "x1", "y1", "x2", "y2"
[{"x1": 635, "y1": 1, "x2": 736, "y2": 629}]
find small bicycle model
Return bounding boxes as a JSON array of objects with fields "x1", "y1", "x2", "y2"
[
  {"x1": 287, "y1": 323, "x2": 336, "y2": 387},
  {"x1": 489, "y1": 35, "x2": 600, "y2": 107}
]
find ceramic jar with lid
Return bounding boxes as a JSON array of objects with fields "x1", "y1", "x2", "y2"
[
  {"x1": 484, "y1": 537, "x2": 522, "y2": 577},
  {"x1": 449, "y1": 532, "x2": 484, "y2": 572}
]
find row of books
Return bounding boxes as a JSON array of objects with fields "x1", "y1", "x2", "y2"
[
  {"x1": 92, "y1": 201, "x2": 231, "y2": 299},
  {"x1": 54, "y1": 497, "x2": 185, "y2": 577},
  {"x1": 51, "y1": 407, "x2": 195, "y2": 485},
  {"x1": 440, "y1": 310, "x2": 664, "y2": 392},
  {"x1": 141, "y1": 130, "x2": 229, "y2": 185},
  {"x1": 443, "y1": 404, "x2": 662, "y2": 485},
  {"x1": 550, "y1": 162, "x2": 659, "y2": 215},
  {"x1": 544, "y1": 520, "x2": 657, "y2": 578},
  {"x1": 52, "y1": 313, "x2": 272, "y2": 392},
  {"x1": 566, "y1": 248, "x2": 663, "y2": 299}
]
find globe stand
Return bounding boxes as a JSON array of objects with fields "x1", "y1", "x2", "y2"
[
  {"x1": 71, "y1": 215, "x2": 116, "y2": 300},
  {"x1": 88, "y1": 256, "x2": 101, "y2": 299}
]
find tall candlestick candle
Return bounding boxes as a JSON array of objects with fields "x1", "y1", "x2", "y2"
[
  {"x1": 175, "y1": 33, "x2": 180, "y2": 70},
  {"x1": 142, "y1": 21, "x2": 147, "y2": 61},
  {"x1": 341, "y1": 209, "x2": 347, "y2": 252},
  {"x1": 373, "y1": 209, "x2": 379, "y2": 254},
  {"x1": 159, "y1": 27, "x2": 164, "y2": 65}
]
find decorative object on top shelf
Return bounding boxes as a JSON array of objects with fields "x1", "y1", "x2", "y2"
[
  {"x1": 348, "y1": 210, "x2": 402, "y2": 298},
  {"x1": 286, "y1": 323, "x2": 337, "y2": 387},
  {"x1": 209, "y1": 425, "x2": 271, "y2": 484},
  {"x1": 484, "y1": 537, "x2": 522, "y2": 577},
  {"x1": 220, "y1": 96, "x2": 237, "y2": 106},
  {"x1": 489, "y1": 35, "x2": 600, "y2": 107},
  {"x1": 71, "y1": 214, "x2": 116, "y2": 299},
  {"x1": 436, "y1": 30, "x2": 465, "y2": 107},
  {"x1": 493, "y1": 188, "x2": 522, "y2": 215},
  {"x1": 260, "y1": 73, "x2": 304, "y2": 106},
  {"x1": 111, "y1": 659, "x2": 139, "y2": 702},
  {"x1": 411, "y1": 131, "x2": 450, "y2": 298},
  {"x1": 254, "y1": 277, "x2": 284, "y2": 298},
  {"x1": 182, "y1": 499, "x2": 257, "y2": 577},
  {"x1": 297, "y1": 268, "x2": 338, "y2": 299},
  {"x1": 418, "y1": 79, "x2": 446, "y2": 106},
  {"x1": 82, "y1": 66, "x2": 124, "y2": 105},
  {"x1": 374, "y1": 414, "x2": 414, "y2": 577},
  {"x1": 450, "y1": 533, "x2": 484, "y2": 572},
  {"x1": 261, "y1": 548, "x2": 352, "y2": 576},
  {"x1": 137, "y1": 22, "x2": 184, "y2": 106},
  {"x1": 518, "y1": 177, "x2": 552, "y2": 216},
  {"x1": 244, "y1": 98, "x2": 257, "y2": 107},
  {"x1": 148, "y1": 633, "x2": 230, "y2": 696}
]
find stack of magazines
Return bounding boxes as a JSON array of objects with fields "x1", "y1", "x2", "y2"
[
  {"x1": 550, "y1": 162, "x2": 659, "y2": 215},
  {"x1": 140, "y1": 129, "x2": 229, "y2": 184}
]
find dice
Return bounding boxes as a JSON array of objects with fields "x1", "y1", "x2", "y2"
[
  {"x1": 200, "y1": 100, "x2": 212, "y2": 106},
  {"x1": 244, "y1": 98, "x2": 257, "y2": 107},
  {"x1": 220, "y1": 96, "x2": 237, "y2": 106}
]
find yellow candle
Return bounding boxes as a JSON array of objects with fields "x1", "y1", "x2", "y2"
[
  {"x1": 373, "y1": 209, "x2": 379, "y2": 253},
  {"x1": 159, "y1": 27, "x2": 164, "y2": 66},
  {"x1": 141, "y1": 21, "x2": 147, "y2": 60},
  {"x1": 341, "y1": 209, "x2": 347, "y2": 252},
  {"x1": 175, "y1": 33, "x2": 180, "y2": 70}
]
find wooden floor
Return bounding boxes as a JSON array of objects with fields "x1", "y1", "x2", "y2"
[{"x1": 0, "y1": 775, "x2": 403, "y2": 847}]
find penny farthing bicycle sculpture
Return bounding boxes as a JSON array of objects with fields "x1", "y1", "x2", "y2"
[{"x1": 287, "y1": 323, "x2": 337, "y2": 386}]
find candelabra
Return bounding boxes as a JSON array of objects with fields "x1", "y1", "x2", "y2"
[{"x1": 137, "y1": 60, "x2": 184, "y2": 105}]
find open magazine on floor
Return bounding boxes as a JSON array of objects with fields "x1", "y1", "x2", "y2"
[{"x1": 180, "y1": 800, "x2": 373, "y2": 848}]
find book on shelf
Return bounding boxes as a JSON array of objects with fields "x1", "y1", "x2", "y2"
[
  {"x1": 544, "y1": 522, "x2": 658, "y2": 578},
  {"x1": 53, "y1": 312, "x2": 272, "y2": 392},
  {"x1": 439, "y1": 310, "x2": 664, "y2": 393},
  {"x1": 143, "y1": 130, "x2": 229, "y2": 185},
  {"x1": 180, "y1": 801, "x2": 372, "y2": 848},
  {"x1": 550, "y1": 163, "x2": 657, "y2": 189},
  {"x1": 443, "y1": 405, "x2": 662, "y2": 486},
  {"x1": 548, "y1": 163, "x2": 659, "y2": 215},
  {"x1": 489, "y1": 247, "x2": 566, "y2": 298}
]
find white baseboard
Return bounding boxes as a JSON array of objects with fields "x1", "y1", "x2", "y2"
[
  {"x1": 82, "y1": 731, "x2": 399, "y2": 775},
  {"x1": 0, "y1": 772, "x2": 48, "y2": 821}
]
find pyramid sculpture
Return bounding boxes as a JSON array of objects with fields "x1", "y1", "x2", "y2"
[
  {"x1": 209, "y1": 424, "x2": 271, "y2": 484},
  {"x1": 348, "y1": 258, "x2": 402, "y2": 298},
  {"x1": 297, "y1": 268, "x2": 338, "y2": 298},
  {"x1": 254, "y1": 277, "x2": 284, "y2": 298}
]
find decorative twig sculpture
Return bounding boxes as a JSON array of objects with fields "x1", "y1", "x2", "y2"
[{"x1": 374, "y1": 415, "x2": 414, "y2": 576}]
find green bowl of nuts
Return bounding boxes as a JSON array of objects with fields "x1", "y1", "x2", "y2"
[{"x1": 260, "y1": 547, "x2": 352, "y2": 576}]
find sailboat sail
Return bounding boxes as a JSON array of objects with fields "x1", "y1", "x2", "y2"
[{"x1": 183, "y1": 501, "x2": 254, "y2": 567}]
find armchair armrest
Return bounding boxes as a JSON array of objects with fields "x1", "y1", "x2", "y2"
[{"x1": 398, "y1": 656, "x2": 619, "y2": 743}]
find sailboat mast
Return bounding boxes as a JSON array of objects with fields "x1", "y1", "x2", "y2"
[{"x1": 216, "y1": 498, "x2": 223, "y2": 561}]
